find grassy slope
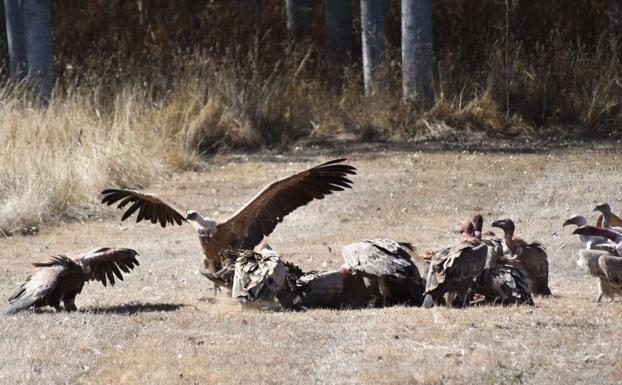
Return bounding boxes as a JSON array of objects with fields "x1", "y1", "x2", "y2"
[{"x1": 0, "y1": 149, "x2": 621, "y2": 384}]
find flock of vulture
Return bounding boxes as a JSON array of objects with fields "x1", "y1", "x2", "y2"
[{"x1": 2, "y1": 158, "x2": 622, "y2": 314}]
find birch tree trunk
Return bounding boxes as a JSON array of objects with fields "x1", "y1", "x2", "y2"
[
  {"x1": 360, "y1": 0, "x2": 387, "y2": 95},
  {"x1": 3, "y1": 0, "x2": 27, "y2": 80},
  {"x1": 401, "y1": 0, "x2": 434, "y2": 103},
  {"x1": 324, "y1": 0, "x2": 352, "y2": 67},
  {"x1": 23, "y1": 0, "x2": 53, "y2": 103}
]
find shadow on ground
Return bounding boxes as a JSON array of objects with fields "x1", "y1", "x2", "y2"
[{"x1": 83, "y1": 302, "x2": 185, "y2": 315}]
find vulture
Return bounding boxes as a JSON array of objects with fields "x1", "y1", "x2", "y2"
[
  {"x1": 341, "y1": 239, "x2": 426, "y2": 307},
  {"x1": 226, "y1": 249, "x2": 288, "y2": 310},
  {"x1": 1, "y1": 248, "x2": 139, "y2": 315},
  {"x1": 466, "y1": 214, "x2": 533, "y2": 306},
  {"x1": 101, "y1": 159, "x2": 356, "y2": 274},
  {"x1": 423, "y1": 222, "x2": 488, "y2": 308},
  {"x1": 572, "y1": 225, "x2": 622, "y2": 257},
  {"x1": 563, "y1": 214, "x2": 608, "y2": 249},
  {"x1": 471, "y1": 234, "x2": 533, "y2": 306},
  {"x1": 491, "y1": 218, "x2": 552, "y2": 296},
  {"x1": 593, "y1": 203, "x2": 622, "y2": 231},
  {"x1": 205, "y1": 248, "x2": 373, "y2": 310},
  {"x1": 575, "y1": 248, "x2": 622, "y2": 302}
]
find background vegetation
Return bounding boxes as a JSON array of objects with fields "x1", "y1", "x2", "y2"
[{"x1": 0, "y1": 0, "x2": 620, "y2": 233}]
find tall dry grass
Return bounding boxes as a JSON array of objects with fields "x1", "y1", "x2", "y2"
[{"x1": 1, "y1": 0, "x2": 622, "y2": 233}]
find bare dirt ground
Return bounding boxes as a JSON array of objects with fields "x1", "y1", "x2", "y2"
[{"x1": 1, "y1": 145, "x2": 622, "y2": 385}]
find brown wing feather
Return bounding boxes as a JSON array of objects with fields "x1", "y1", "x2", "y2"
[
  {"x1": 215, "y1": 159, "x2": 356, "y2": 249},
  {"x1": 100, "y1": 189, "x2": 187, "y2": 228},
  {"x1": 78, "y1": 247, "x2": 140, "y2": 287}
]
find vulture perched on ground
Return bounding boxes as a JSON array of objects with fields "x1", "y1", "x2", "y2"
[
  {"x1": 467, "y1": 215, "x2": 533, "y2": 306},
  {"x1": 563, "y1": 214, "x2": 609, "y2": 249},
  {"x1": 1, "y1": 248, "x2": 139, "y2": 315},
  {"x1": 572, "y1": 225, "x2": 622, "y2": 257},
  {"x1": 341, "y1": 239, "x2": 426, "y2": 307},
  {"x1": 571, "y1": 229, "x2": 622, "y2": 302},
  {"x1": 220, "y1": 249, "x2": 289, "y2": 310},
  {"x1": 101, "y1": 159, "x2": 356, "y2": 276},
  {"x1": 423, "y1": 222, "x2": 488, "y2": 308},
  {"x1": 204, "y1": 248, "x2": 374, "y2": 310},
  {"x1": 593, "y1": 203, "x2": 622, "y2": 230},
  {"x1": 576, "y1": 249, "x2": 622, "y2": 302},
  {"x1": 491, "y1": 218, "x2": 552, "y2": 296}
]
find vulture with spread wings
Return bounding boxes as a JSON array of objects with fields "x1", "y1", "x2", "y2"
[
  {"x1": 101, "y1": 158, "x2": 356, "y2": 273},
  {"x1": 1, "y1": 248, "x2": 139, "y2": 315}
]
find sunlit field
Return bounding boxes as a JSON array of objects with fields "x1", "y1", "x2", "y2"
[{"x1": 0, "y1": 148, "x2": 621, "y2": 384}]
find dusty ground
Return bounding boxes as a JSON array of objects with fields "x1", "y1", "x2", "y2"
[{"x1": 1, "y1": 145, "x2": 622, "y2": 384}]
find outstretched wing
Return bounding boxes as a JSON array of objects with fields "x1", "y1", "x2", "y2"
[
  {"x1": 214, "y1": 159, "x2": 356, "y2": 250},
  {"x1": 79, "y1": 247, "x2": 140, "y2": 287},
  {"x1": 100, "y1": 189, "x2": 188, "y2": 228},
  {"x1": 1, "y1": 267, "x2": 61, "y2": 315}
]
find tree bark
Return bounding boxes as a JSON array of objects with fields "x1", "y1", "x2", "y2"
[
  {"x1": 360, "y1": 0, "x2": 387, "y2": 95},
  {"x1": 286, "y1": 0, "x2": 314, "y2": 43},
  {"x1": 401, "y1": 0, "x2": 434, "y2": 103},
  {"x1": 23, "y1": 0, "x2": 53, "y2": 103},
  {"x1": 609, "y1": 0, "x2": 622, "y2": 25},
  {"x1": 324, "y1": 0, "x2": 352, "y2": 68},
  {"x1": 3, "y1": 0, "x2": 27, "y2": 80},
  {"x1": 0, "y1": 0, "x2": 6, "y2": 77}
]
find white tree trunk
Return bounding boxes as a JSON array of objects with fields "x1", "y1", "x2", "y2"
[
  {"x1": 23, "y1": 0, "x2": 53, "y2": 103},
  {"x1": 286, "y1": 0, "x2": 314, "y2": 42},
  {"x1": 360, "y1": 0, "x2": 387, "y2": 95},
  {"x1": 401, "y1": 0, "x2": 434, "y2": 103},
  {"x1": 324, "y1": 0, "x2": 352, "y2": 67},
  {"x1": 3, "y1": 0, "x2": 27, "y2": 80}
]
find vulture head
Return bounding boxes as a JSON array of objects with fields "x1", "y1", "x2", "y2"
[
  {"x1": 491, "y1": 218, "x2": 516, "y2": 238},
  {"x1": 563, "y1": 214, "x2": 588, "y2": 228},
  {"x1": 572, "y1": 225, "x2": 608, "y2": 238},
  {"x1": 470, "y1": 214, "x2": 484, "y2": 239},
  {"x1": 593, "y1": 203, "x2": 612, "y2": 216},
  {"x1": 186, "y1": 210, "x2": 217, "y2": 237},
  {"x1": 461, "y1": 221, "x2": 475, "y2": 237}
]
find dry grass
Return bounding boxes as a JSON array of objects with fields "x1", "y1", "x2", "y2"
[
  {"x1": 2, "y1": 1, "x2": 622, "y2": 236},
  {"x1": 0, "y1": 85, "x2": 199, "y2": 235},
  {"x1": 1, "y1": 150, "x2": 622, "y2": 384}
]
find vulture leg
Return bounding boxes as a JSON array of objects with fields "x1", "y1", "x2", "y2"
[
  {"x1": 378, "y1": 278, "x2": 391, "y2": 308},
  {"x1": 51, "y1": 302, "x2": 62, "y2": 312},
  {"x1": 422, "y1": 294, "x2": 434, "y2": 309},
  {"x1": 64, "y1": 297, "x2": 78, "y2": 312}
]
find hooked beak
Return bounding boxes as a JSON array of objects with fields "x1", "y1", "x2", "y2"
[{"x1": 562, "y1": 219, "x2": 574, "y2": 227}]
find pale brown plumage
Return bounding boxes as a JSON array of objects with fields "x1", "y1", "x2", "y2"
[
  {"x1": 228, "y1": 249, "x2": 288, "y2": 310},
  {"x1": 1, "y1": 248, "x2": 139, "y2": 315},
  {"x1": 101, "y1": 159, "x2": 356, "y2": 274},
  {"x1": 594, "y1": 203, "x2": 622, "y2": 230},
  {"x1": 341, "y1": 239, "x2": 425, "y2": 307},
  {"x1": 491, "y1": 218, "x2": 552, "y2": 296},
  {"x1": 467, "y1": 215, "x2": 533, "y2": 306},
  {"x1": 204, "y1": 248, "x2": 375, "y2": 310},
  {"x1": 423, "y1": 223, "x2": 488, "y2": 308},
  {"x1": 576, "y1": 248, "x2": 622, "y2": 302}
]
